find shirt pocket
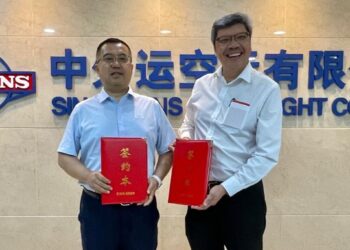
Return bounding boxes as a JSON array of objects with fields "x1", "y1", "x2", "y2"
[{"x1": 222, "y1": 101, "x2": 250, "y2": 129}]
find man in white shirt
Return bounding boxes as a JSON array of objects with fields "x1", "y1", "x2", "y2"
[{"x1": 179, "y1": 13, "x2": 282, "y2": 250}]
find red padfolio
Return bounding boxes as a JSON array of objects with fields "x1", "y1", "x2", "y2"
[
  {"x1": 101, "y1": 137, "x2": 148, "y2": 205},
  {"x1": 168, "y1": 139, "x2": 212, "y2": 206}
]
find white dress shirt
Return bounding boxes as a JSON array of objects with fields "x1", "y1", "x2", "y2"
[{"x1": 179, "y1": 63, "x2": 282, "y2": 196}]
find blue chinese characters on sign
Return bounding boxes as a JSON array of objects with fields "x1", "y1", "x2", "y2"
[
  {"x1": 179, "y1": 49, "x2": 217, "y2": 89},
  {"x1": 136, "y1": 50, "x2": 174, "y2": 89},
  {"x1": 249, "y1": 51, "x2": 260, "y2": 69},
  {"x1": 51, "y1": 49, "x2": 88, "y2": 115},
  {"x1": 308, "y1": 50, "x2": 346, "y2": 89},
  {"x1": 51, "y1": 48, "x2": 87, "y2": 90},
  {"x1": 49, "y1": 48, "x2": 349, "y2": 118},
  {"x1": 264, "y1": 49, "x2": 303, "y2": 90}
]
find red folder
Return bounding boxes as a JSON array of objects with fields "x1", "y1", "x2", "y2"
[
  {"x1": 168, "y1": 139, "x2": 212, "y2": 206},
  {"x1": 101, "y1": 137, "x2": 148, "y2": 205}
]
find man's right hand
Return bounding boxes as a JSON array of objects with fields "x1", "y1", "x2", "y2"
[
  {"x1": 85, "y1": 171, "x2": 112, "y2": 194},
  {"x1": 58, "y1": 153, "x2": 112, "y2": 194},
  {"x1": 168, "y1": 137, "x2": 191, "y2": 151}
]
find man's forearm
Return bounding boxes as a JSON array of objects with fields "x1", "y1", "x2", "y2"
[
  {"x1": 153, "y1": 151, "x2": 173, "y2": 180},
  {"x1": 58, "y1": 152, "x2": 91, "y2": 182}
]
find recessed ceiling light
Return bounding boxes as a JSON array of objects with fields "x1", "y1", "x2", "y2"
[
  {"x1": 44, "y1": 28, "x2": 55, "y2": 33},
  {"x1": 273, "y1": 30, "x2": 286, "y2": 35},
  {"x1": 160, "y1": 29, "x2": 172, "y2": 34}
]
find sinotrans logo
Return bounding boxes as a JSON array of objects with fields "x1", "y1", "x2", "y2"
[{"x1": 0, "y1": 57, "x2": 36, "y2": 109}]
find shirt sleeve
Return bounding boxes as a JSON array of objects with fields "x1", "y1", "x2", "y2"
[
  {"x1": 155, "y1": 102, "x2": 176, "y2": 155},
  {"x1": 57, "y1": 106, "x2": 81, "y2": 157},
  {"x1": 222, "y1": 84, "x2": 282, "y2": 196},
  {"x1": 178, "y1": 82, "x2": 200, "y2": 139}
]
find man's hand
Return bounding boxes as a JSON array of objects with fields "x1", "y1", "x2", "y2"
[
  {"x1": 168, "y1": 137, "x2": 190, "y2": 152},
  {"x1": 140, "y1": 151, "x2": 172, "y2": 206},
  {"x1": 191, "y1": 184, "x2": 227, "y2": 210},
  {"x1": 85, "y1": 171, "x2": 112, "y2": 194},
  {"x1": 140, "y1": 177, "x2": 159, "y2": 206},
  {"x1": 58, "y1": 153, "x2": 112, "y2": 194}
]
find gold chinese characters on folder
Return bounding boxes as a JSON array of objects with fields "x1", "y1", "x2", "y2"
[
  {"x1": 168, "y1": 139, "x2": 212, "y2": 206},
  {"x1": 101, "y1": 137, "x2": 148, "y2": 205}
]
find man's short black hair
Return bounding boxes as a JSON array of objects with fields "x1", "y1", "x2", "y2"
[
  {"x1": 211, "y1": 12, "x2": 252, "y2": 45},
  {"x1": 95, "y1": 38, "x2": 132, "y2": 62}
]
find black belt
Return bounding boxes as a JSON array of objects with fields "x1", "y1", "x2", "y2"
[
  {"x1": 82, "y1": 188, "x2": 132, "y2": 206},
  {"x1": 83, "y1": 188, "x2": 101, "y2": 199}
]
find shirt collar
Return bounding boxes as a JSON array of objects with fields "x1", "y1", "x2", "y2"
[
  {"x1": 96, "y1": 87, "x2": 136, "y2": 103},
  {"x1": 214, "y1": 63, "x2": 252, "y2": 85}
]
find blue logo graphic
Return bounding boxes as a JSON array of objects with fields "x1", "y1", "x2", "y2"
[{"x1": 0, "y1": 57, "x2": 36, "y2": 110}]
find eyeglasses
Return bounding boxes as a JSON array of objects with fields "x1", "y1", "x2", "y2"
[
  {"x1": 96, "y1": 53, "x2": 131, "y2": 64},
  {"x1": 216, "y1": 32, "x2": 250, "y2": 45}
]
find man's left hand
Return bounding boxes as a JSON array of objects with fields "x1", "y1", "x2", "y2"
[
  {"x1": 191, "y1": 184, "x2": 227, "y2": 210},
  {"x1": 139, "y1": 177, "x2": 158, "y2": 206}
]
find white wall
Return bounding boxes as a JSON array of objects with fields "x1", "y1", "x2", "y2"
[{"x1": 0, "y1": 0, "x2": 350, "y2": 249}]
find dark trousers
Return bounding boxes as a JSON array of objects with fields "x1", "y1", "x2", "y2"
[
  {"x1": 78, "y1": 190, "x2": 159, "y2": 250},
  {"x1": 185, "y1": 181, "x2": 266, "y2": 250}
]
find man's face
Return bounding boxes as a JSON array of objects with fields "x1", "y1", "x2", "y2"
[
  {"x1": 214, "y1": 23, "x2": 251, "y2": 74},
  {"x1": 95, "y1": 42, "x2": 133, "y2": 91}
]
